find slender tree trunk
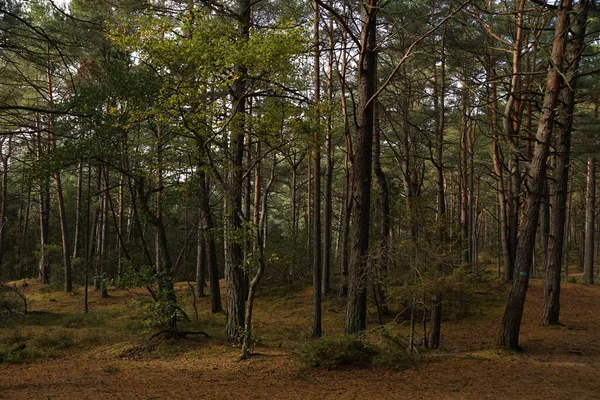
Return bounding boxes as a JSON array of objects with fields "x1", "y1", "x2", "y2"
[
  {"x1": 289, "y1": 154, "x2": 300, "y2": 278},
  {"x1": 17, "y1": 181, "x2": 31, "y2": 277},
  {"x1": 500, "y1": 0, "x2": 527, "y2": 281},
  {"x1": 311, "y1": 0, "x2": 322, "y2": 338},
  {"x1": 37, "y1": 114, "x2": 50, "y2": 285},
  {"x1": 47, "y1": 64, "x2": 72, "y2": 293},
  {"x1": 322, "y1": 15, "x2": 334, "y2": 296},
  {"x1": 0, "y1": 138, "x2": 10, "y2": 269},
  {"x1": 73, "y1": 162, "x2": 84, "y2": 259},
  {"x1": 138, "y1": 178, "x2": 177, "y2": 330},
  {"x1": 373, "y1": 99, "x2": 390, "y2": 316},
  {"x1": 338, "y1": 21, "x2": 351, "y2": 298},
  {"x1": 584, "y1": 156, "x2": 595, "y2": 284},
  {"x1": 459, "y1": 68, "x2": 470, "y2": 264},
  {"x1": 198, "y1": 167, "x2": 222, "y2": 313},
  {"x1": 195, "y1": 217, "x2": 206, "y2": 298},
  {"x1": 225, "y1": 0, "x2": 250, "y2": 341},
  {"x1": 99, "y1": 166, "x2": 109, "y2": 298},
  {"x1": 117, "y1": 174, "x2": 125, "y2": 284},
  {"x1": 430, "y1": 28, "x2": 446, "y2": 349},
  {"x1": 241, "y1": 156, "x2": 276, "y2": 359}
]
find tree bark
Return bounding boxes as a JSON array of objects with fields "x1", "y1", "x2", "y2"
[
  {"x1": 225, "y1": 0, "x2": 250, "y2": 341},
  {"x1": 311, "y1": 0, "x2": 322, "y2": 338},
  {"x1": 373, "y1": 99, "x2": 389, "y2": 316},
  {"x1": 198, "y1": 167, "x2": 222, "y2": 313},
  {"x1": 498, "y1": 0, "x2": 571, "y2": 349},
  {"x1": 322, "y1": 15, "x2": 334, "y2": 296},
  {"x1": 195, "y1": 217, "x2": 206, "y2": 298},
  {"x1": 36, "y1": 114, "x2": 50, "y2": 285},
  {"x1": 47, "y1": 64, "x2": 72, "y2": 293},
  {"x1": 345, "y1": 0, "x2": 377, "y2": 335},
  {"x1": 73, "y1": 162, "x2": 84, "y2": 259},
  {"x1": 241, "y1": 156, "x2": 276, "y2": 359},
  {"x1": 0, "y1": 138, "x2": 10, "y2": 270},
  {"x1": 430, "y1": 28, "x2": 446, "y2": 349},
  {"x1": 584, "y1": 156, "x2": 595, "y2": 284}
]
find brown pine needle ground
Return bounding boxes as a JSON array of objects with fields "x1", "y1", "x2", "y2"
[{"x1": 1, "y1": 277, "x2": 600, "y2": 399}]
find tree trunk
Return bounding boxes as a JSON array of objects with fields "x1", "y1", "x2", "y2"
[
  {"x1": 322, "y1": 15, "x2": 334, "y2": 296},
  {"x1": 311, "y1": 0, "x2": 323, "y2": 338},
  {"x1": 198, "y1": 167, "x2": 222, "y2": 313},
  {"x1": 430, "y1": 29, "x2": 446, "y2": 349},
  {"x1": 241, "y1": 156, "x2": 276, "y2": 359},
  {"x1": 345, "y1": 0, "x2": 377, "y2": 335},
  {"x1": 73, "y1": 162, "x2": 84, "y2": 259},
  {"x1": 373, "y1": 99, "x2": 389, "y2": 316},
  {"x1": 47, "y1": 65, "x2": 72, "y2": 293},
  {"x1": 37, "y1": 114, "x2": 50, "y2": 285},
  {"x1": 498, "y1": 0, "x2": 571, "y2": 349},
  {"x1": 584, "y1": 156, "x2": 595, "y2": 284},
  {"x1": 195, "y1": 217, "x2": 206, "y2": 298},
  {"x1": 225, "y1": 0, "x2": 250, "y2": 341},
  {"x1": 541, "y1": 0, "x2": 588, "y2": 324},
  {"x1": 338, "y1": 21, "x2": 352, "y2": 298},
  {"x1": 0, "y1": 138, "x2": 10, "y2": 269},
  {"x1": 138, "y1": 178, "x2": 177, "y2": 329},
  {"x1": 459, "y1": 68, "x2": 470, "y2": 264},
  {"x1": 501, "y1": 0, "x2": 527, "y2": 281}
]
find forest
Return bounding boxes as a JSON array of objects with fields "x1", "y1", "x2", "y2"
[{"x1": 1, "y1": 0, "x2": 600, "y2": 396}]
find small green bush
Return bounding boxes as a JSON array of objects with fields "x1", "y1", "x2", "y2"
[
  {"x1": 1, "y1": 347, "x2": 41, "y2": 363},
  {"x1": 7, "y1": 330, "x2": 30, "y2": 346},
  {"x1": 102, "y1": 365, "x2": 120, "y2": 374},
  {"x1": 33, "y1": 332, "x2": 74, "y2": 350},
  {"x1": 295, "y1": 335, "x2": 378, "y2": 369}
]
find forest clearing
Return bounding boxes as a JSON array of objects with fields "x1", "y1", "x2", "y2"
[{"x1": 1, "y1": 274, "x2": 600, "y2": 399}]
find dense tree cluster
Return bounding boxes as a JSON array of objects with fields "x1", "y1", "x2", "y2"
[{"x1": 0, "y1": 0, "x2": 599, "y2": 356}]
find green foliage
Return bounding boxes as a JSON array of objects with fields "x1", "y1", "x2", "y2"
[
  {"x1": 0, "y1": 331, "x2": 73, "y2": 364},
  {"x1": 33, "y1": 332, "x2": 74, "y2": 350},
  {"x1": 0, "y1": 286, "x2": 26, "y2": 314},
  {"x1": 296, "y1": 327, "x2": 415, "y2": 370},
  {"x1": 295, "y1": 335, "x2": 379, "y2": 369},
  {"x1": 7, "y1": 330, "x2": 30, "y2": 345},
  {"x1": 102, "y1": 365, "x2": 120, "y2": 374},
  {"x1": 129, "y1": 293, "x2": 182, "y2": 333},
  {"x1": 0, "y1": 346, "x2": 42, "y2": 364}
]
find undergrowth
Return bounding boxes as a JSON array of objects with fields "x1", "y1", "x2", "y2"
[{"x1": 295, "y1": 327, "x2": 413, "y2": 370}]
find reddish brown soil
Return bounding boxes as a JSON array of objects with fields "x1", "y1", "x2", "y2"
[{"x1": 1, "y1": 279, "x2": 600, "y2": 399}]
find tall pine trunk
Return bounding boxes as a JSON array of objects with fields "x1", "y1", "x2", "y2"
[
  {"x1": 225, "y1": 0, "x2": 250, "y2": 341},
  {"x1": 542, "y1": 0, "x2": 589, "y2": 324},
  {"x1": 311, "y1": 0, "x2": 322, "y2": 338},
  {"x1": 345, "y1": 0, "x2": 377, "y2": 335},
  {"x1": 584, "y1": 156, "x2": 595, "y2": 284},
  {"x1": 498, "y1": 0, "x2": 571, "y2": 349}
]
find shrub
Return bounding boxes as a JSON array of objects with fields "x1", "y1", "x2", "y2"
[
  {"x1": 33, "y1": 332, "x2": 74, "y2": 350},
  {"x1": 295, "y1": 335, "x2": 378, "y2": 369}
]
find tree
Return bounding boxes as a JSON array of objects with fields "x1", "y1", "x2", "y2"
[
  {"x1": 345, "y1": 0, "x2": 377, "y2": 335},
  {"x1": 498, "y1": 0, "x2": 572, "y2": 350},
  {"x1": 311, "y1": 0, "x2": 322, "y2": 338}
]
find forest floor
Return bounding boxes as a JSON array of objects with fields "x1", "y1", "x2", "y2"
[{"x1": 1, "y1": 272, "x2": 600, "y2": 399}]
